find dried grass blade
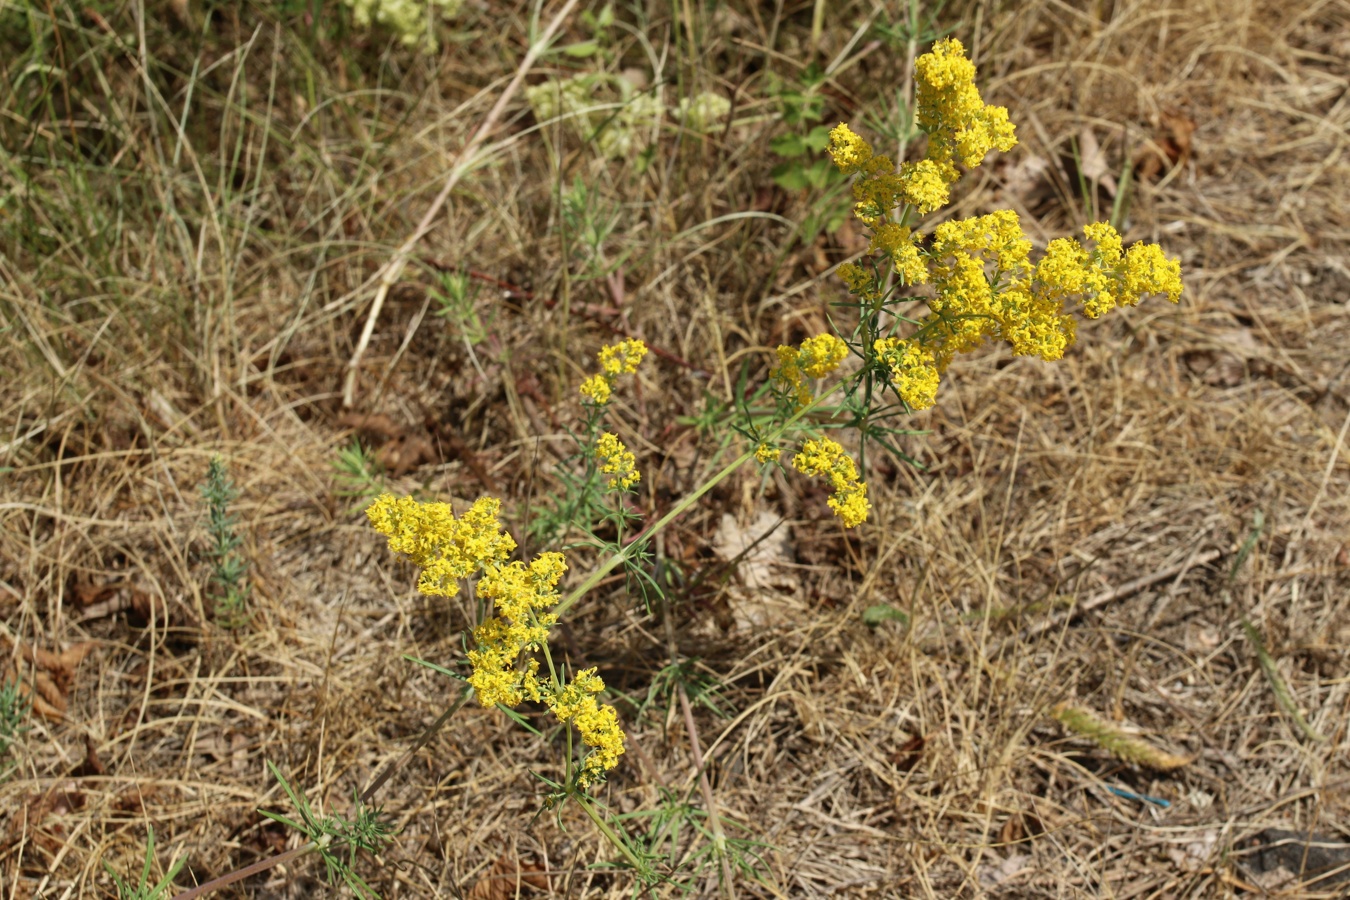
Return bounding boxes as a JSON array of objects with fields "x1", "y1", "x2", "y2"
[{"x1": 1240, "y1": 619, "x2": 1326, "y2": 743}]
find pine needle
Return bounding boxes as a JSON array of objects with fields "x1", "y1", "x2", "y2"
[
  {"x1": 1240, "y1": 619, "x2": 1326, "y2": 743},
  {"x1": 1052, "y1": 703, "x2": 1192, "y2": 770}
]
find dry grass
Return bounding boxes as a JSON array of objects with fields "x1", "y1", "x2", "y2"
[{"x1": 2, "y1": 0, "x2": 1349, "y2": 896}]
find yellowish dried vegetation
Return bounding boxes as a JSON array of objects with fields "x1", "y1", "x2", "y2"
[{"x1": 1, "y1": 0, "x2": 1348, "y2": 896}]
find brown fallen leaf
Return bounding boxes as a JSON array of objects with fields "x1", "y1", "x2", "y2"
[
  {"x1": 337, "y1": 412, "x2": 438, "y2": 476},
  {"x1": 375, "y1": 432, "x2": 437, "y2": 477},
  {"x1": 71, "y1": 734, "x2": 106, "y2": 777},
  {"x1": 3, "y1": 783, "x2": 87, "y2": 856},
  {"x1": 1075, "y1": 126, "x2": 1117, "y2": 198},
  {"x1": 1, "y1": 636, "x2": 97, "y2": 720},
  {"x1": 891, "y1": 732, "x2": 926, "y2": 773},
  {"x1": 69, "y1": 573, "x2": 125, "y2": 607},
  {"x1": 112, "y1": 784, "x2": 161, "y2": 816},
  {"x1": 422, "y1": 410, "x2": 499, "y2": 493},
  {"x1": 127, "y1": 587, "x2": 172, "y2": 626},
  {"x1": 466, "y1": 854, "x2": 550, "y2": 900},
  {"x1": 1134, "y1": 108, "x2": 1197, "y2": 182}
]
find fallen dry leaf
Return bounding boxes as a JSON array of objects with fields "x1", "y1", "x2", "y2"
[
  {"x1": 713, "y1": 510, "x2": 794, "y2": 592},
  {"x1": 1134, "y1": 108, "x2": 1197, "y2": 182},
  {"x1": 891, "y1": 733, "x2": 926, "y2": 773},
  {"x1": 69, "y1": 573, "x2": 124, "y2": 607},
  {"x1": 338, "y1": 411, "x2": 438, "y2": 476},
  {"x1": 465, "y1": 854, "x2": 550, "y2": 900},
  {"x1": 1076, "y1": 126, "x2": 1117, "y2": 197},
  {"x1": 1, "y1": 636, "x2": 98, "y2": 720},
  {"x1": 3, "y1": 783, "x2": 87, "y2": 856}
]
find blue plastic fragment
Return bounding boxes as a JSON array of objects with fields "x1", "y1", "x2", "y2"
[{"x1": 1106, "y1": 785, "x2": 1171, "y2": 807}]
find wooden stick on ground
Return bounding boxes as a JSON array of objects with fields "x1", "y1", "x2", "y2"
[{"x1": 341, "y1": 0, "x2": 583, "y2": 408}]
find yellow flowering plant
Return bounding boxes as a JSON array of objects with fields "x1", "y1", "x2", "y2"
[
  {"x1": 355, "y1": 340, "x2": 665, "y2": 880},
  {"x1": 741, "y1": 37, "x2": 1182, "y2": 531},
  {"x1": 363, "y1": 488, "x2": 648, "y2": 873},
  {"x1": 178, "y1": 35, "x2": 1188, "y2": 900},
  {"x1": 532, "y1": 339, "x2": 650, "y2": 569}
]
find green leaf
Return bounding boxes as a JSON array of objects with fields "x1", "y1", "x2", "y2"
[
  {"x1": 498, "y1": 703, "x2": 542, "y2": 736},
  {"x1": 403, "y1": 655, "x2": 463, "y2": 680},
  {"x1": 804, "y1": 124, "x2": 832, "y2": 151},
  {"x1": 770, "y1": 162, "x2": 809, "y2": 191},
  {"x1": 561, "y1": 40, "x2": 600, "y2": 57},
  {"x1": 1241, "y1": 619, "x2": 1326, "y2": 743},
  {"x1": 804, "y1": 159, "x2": 835, "y2": 189},
  {"x1": 770, "y1": 133, "x2": 806, "y2": 157},
  {"x1": 863, "y1": 603, "x2": 909, "y2": 627},
  {"x1": 800, "y1": 62, "x2": 826, "y2": 87}
]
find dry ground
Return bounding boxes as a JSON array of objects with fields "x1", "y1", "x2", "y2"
[{"x1": 2, "y1": 0, "x2": 1349, "y2": 897}]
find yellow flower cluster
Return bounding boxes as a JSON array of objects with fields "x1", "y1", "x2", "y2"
[
  {"x1": 792, "y1": 437, "x2": 869, "y2": 528},
  {"x1": 1036, "y1": 222, "x2": 1184, "y2": 319},
  {"x1": 921, "y1": 209, "x2": 1079, "y2": 370},
  {"x1": 754, "y1": 442, "x2": 781, "y2": 465},
  {"x1": 366, "y1": 494, "x2": 516, "y2": 596},
  {"x1": 367, "y1": 494, "x2": 627, "y2": 788},
  {"x1": 469, "y1": 554, "x2": 565, "y2": 708},
  {"x1": 870, "y1": 223, "x2": 929, "y2": 286},
  {"x1": 579, "y1": 338, "x2": 648, "y2": 405},
  {"x1": 827, "y1": 39, "x2": 1012, "y2": 230},
  {"x1": 596, "y1": 432, "x2": 640, "y2": 490},
  {"x1": 914, "y1": 38, "x2": 1018, "y2": 169},
  {"x1": 546, "y1": 668, "x2": 626, "y2": 787},
  {"x1": 874, "y1": 338, "x2": 940, "y2": 411},
  {"x1": 820, "y1": 39, "x2": 1183, "y2": 412},
  {"x1": 772, "y1": 333, "x2": 849, "y2": 408},
  {"x1": 471, "y1": 556, "x2": 625, "y2": 785}
]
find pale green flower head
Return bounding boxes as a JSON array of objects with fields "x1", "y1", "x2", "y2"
[
  {"x1": 344, "y1": 0, "x2": 462, "y2": 53},
  {"x1": 677, "y1": 91, "x2": 730, "y2": 133}
]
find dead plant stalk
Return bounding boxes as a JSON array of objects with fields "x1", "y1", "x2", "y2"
[{"x1": 341, "y1": 0, "x2": 584, "y2": 408}]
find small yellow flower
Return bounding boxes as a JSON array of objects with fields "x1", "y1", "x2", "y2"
[
  {"x1": 771, "y1": 334, "x2": 848, "y2": 409},
  {"x1": 579, "y1": 374, "x2": 612, "y2": 405},
  {"x1": 754, "y1": 442, "x2": 781, "y2": 465},
  {"x1": 870, "y1": 224, "x2": 931, "y2": 285},
  {"x1": 598, "y1": 338, "x2": 648, "y2": 376},
  {"x1": 875, "y1": 338, "x2": 941, "y2": 410},
  {"x1": 898, "y1": 159, "x2": 956, "y2": 214},
  {"x1": 1122, "y1": 241, "x2": 1183, "y2": 304},
  {"x1": 596, "y1": 432, "x2": 640, "y2": 490},
  {"x1": 771, "y1": 345, "x2": 811, "y2": 409},
  {"x1": 798, "y1": 334, "x2": 849, "y2": 379},
  {"x1": 1031, "y1": 223, "x2": 1183, "y2": 320},
  {"x1": 915, "y1": 38, "x2": 1017, "y2": 169},
  {"x1": 543, "y1": 668, "x2": 626, "y2": 787},
  {"x1": 366, "y1": 494, "x2": 516, "y2": 595},
  {"x1": 579, "y1": 339, "x2": 647, "y2": 404},
  {"x1": 792, "y1": 437, "x2": 870, "y2": 528},
  {"x1": 837, "y1": 262, "x2": 874, "y2": 296},
  {"x1": 826, "y1": 123, "x2": 874, "y2": 175}
]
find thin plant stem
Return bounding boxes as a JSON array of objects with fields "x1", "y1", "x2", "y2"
[
  {"x1": 574, "y1": 792, "x2": 645, "y2": 873},
  {"x1": 360, "y1": 685, "x2": 473, "y2": 803},
  {"x1": 657, "y1": 533, "x2": 735, "y2": 899},
  {"x1": 342, "y1": 0, "x2": 583, "y2": 407},
  {"x1": 170, "y1": 841, "x2": 316, "y2": 900},
  {"x1": 554, "y1": 382, "x2": 844, "y2": 620}
]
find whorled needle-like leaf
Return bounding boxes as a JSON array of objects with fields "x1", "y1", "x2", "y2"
[
  {"x1": 1052, "y1": 703, "x2": 1192, "y2": 770},
  {"x1": 1241, "y1": 619, "x2": 1326, "y2": 743}
]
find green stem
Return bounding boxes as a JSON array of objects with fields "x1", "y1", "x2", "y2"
[
  {"x1": 553, "y1": 380, "x2": 844, "y2": 620},
  {"x1": 575, "y1": 792, "x2": 646, "y2": 873}
]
